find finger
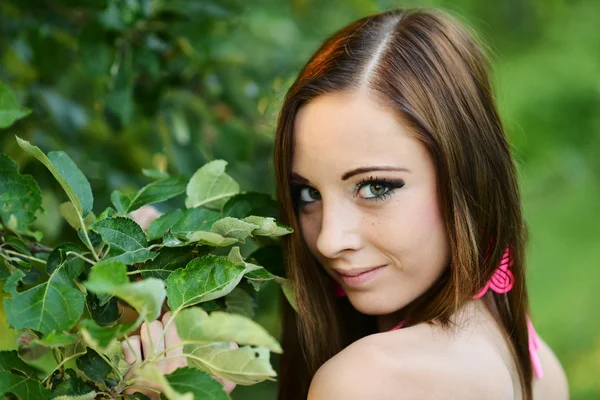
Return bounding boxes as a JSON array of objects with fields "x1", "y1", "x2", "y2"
[
  {"x1": 162, "y1": 312, "x2": 187, "y2": 373},
  {"x1": 123, "y1": 335, "x2": 142, "y2": 364},
  {"x1": 141, "y1": 320, "x2": 166, "y2": 371},
  {"x1": 214, "y1": 376, "x2": 237, "y2": 394}
]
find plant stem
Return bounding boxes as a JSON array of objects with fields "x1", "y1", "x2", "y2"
[
  {"x1": 78, "y1": 214, "x2": 100, "y2": 261},
  {"x1": 28, "y1": 242, "x2": 53, "y2": 253},
  {"x1": 124, "y1": 336, "x2": 142, "y2": 364},
  {"x1": 152, "y1": 308, "x2": 180, "y2": 357},
  {"x1": 145, "y1": 321, "x2": 156, "y2": 362},
  {"x1": 98, "y1": 350, "x2": 123, "y2": 381},
  {"x1": 42, "y1": 346, "x2": 86, "y2": 383},
  {"x1": 126, "y1": 270, "x2": 142, "y2": 275},
  {"x1": 66, "y1": 251, "x2": 96, "y2": 265},
  {"x1": 150, "y1": 340, "x2": 191, "y2": 362},
  {"x1": 1, "y1": 248, "x2": 47, "y2": 264}
]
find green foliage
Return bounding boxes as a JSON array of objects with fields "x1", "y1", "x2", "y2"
[
  {"x1": 0, "y1": 83, "x2": 293, "y2": 399},
  {"x1": 0, "y1": 153, "x2": 43, "y2": 238},
  {"x1": 1, "y1": 0, "x2": 598, "y2": 398},
  {"x1": 0, "y1": 82, "x2": 31, "y2": 128}
]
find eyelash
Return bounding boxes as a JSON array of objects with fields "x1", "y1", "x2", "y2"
[{"x1": 291, "y1": 176, "x2": 405, "y2": 208}]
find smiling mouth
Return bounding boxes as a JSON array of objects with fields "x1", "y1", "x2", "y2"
[
  {"x1": 336, "y1": 264, "x2": 387, "y2": 277},
  {"x1": 335, "y1": 265, "x2": 387, "y2": 287}
]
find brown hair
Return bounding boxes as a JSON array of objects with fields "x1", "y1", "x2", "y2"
[{"x1": 274, "y1": 8, "x2": 532, "y2": 400}]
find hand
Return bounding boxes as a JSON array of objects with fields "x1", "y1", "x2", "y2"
[{"x1": 122, "y1": 311, "x2": 237, "y2": 398}]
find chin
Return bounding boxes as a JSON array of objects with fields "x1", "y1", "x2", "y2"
[{"x1": 347, "y1": 291, "x2": 410, "y2": 316}]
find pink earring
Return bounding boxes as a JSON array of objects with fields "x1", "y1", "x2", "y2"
[{"x1": 473, "y1": 246, "x2": 514, "y2": 299}]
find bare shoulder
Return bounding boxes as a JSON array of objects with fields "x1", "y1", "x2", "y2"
[
  {"x1": 308, "y1": 323, "x2": 513, "y2": 400},
  {"x1": 533, "y1": 336, "x2": 569, "y2": 400}
]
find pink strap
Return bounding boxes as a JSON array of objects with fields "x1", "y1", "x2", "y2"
[
  {"x1": 389, "y1": 320, "x2": 405, "y2": 331},
  {"x1": 527, "y1": 316, "x2": 544, "y2": 378}
]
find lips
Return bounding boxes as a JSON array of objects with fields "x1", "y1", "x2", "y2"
[{"x1": 335, "y1": 264, "x2": 386, "y2": 277}]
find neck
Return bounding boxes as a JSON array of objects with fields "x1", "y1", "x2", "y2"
[
  {"x1": 376, "y1": 308, "x2": 406, "y2": 332},
  {"x1": 376, "y1": 300, "x2": 488, "y2": 333}
]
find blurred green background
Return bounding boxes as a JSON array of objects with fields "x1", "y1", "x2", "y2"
[{"x1": 1, "y1": 0, "x2": 598, "y2": 399}]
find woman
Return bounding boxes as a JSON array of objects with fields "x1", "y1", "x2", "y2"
[
  {"x1": 274, "y1": 8, "x2": 568, "y2": 400},
  {"x1": 126, "y1": 7, "x2": 568, "y2": 400}
]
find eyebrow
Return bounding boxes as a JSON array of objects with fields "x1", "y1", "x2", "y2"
[{"x1": 291, "y1": 166, "x2": 410, "y2": 183}]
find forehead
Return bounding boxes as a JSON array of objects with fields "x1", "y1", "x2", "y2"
[{"x1": 292, "y1": 91, "x2": 427, "y2": 175}]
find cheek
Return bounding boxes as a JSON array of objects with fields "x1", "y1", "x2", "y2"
[
  {"x1": 299, "y1": 211, "x2": 321, "y2": 253},
  {"x1": 375, "y1": 193, "x2": 449, "y2": 270},
  {"x1": 409, "y1": 196, "x2": 450, "y2": 272}
]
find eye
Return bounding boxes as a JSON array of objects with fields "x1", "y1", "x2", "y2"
[
  {"x1": 298, "y1": 186, "x2": 321, "y2": 204},
  {"x1": 355, "y1": 177, "x2": 405, "y2": 201},
  {"x1": 358, "y1": 182, "x2": 389, "y2": 199}
]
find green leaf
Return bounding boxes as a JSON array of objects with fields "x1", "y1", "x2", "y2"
[
  {"x1": 16, "y1": 137, "x2": 93, "y2": 218},
  {"x1": 126, "y1": 176, "x2": 187, "y2": 213},
  {"x1": 52, "y1": 391, "x2": 97, "y2": 400},
  {"x1": 47, "y1": 152, "x2": 93, "y2": 218},
  {"x1": 110, "y1": 190, "x2": 133, "y2": 215},
  {"x1": 46, "y1": 243, "x2": 85, "y2": 276},
  {"x1": 3, "y1": 264, "x2": 85, "y2": 335},
  {"x1": 51, "y1": 368, "x2": 96, "y2": 398},
  {"x1": 33, "y1": 331, "x2": 78, "y2": 348},
  {"x1": 0, "y1": 370, "x2": 51, "y2": 399},
  {"x1": 97, "y1": 206, "x2": 117, "y2": 221},
  {"x1": 163, "y1": 230, "x2": 189, "y2": 247},
  {"x1": 91, "y1": 217, "x2": 157, "y2": 263},
  {"x1": 4, "y1": 269, "x2": 25, "y2": 295},
  {"x1": 0, "y1": 350, "x2": 42, "y2": 378},
  {"x1": 79, "y1": 318, "x2": 133, "y2": 353},
  {"x1": 225, "y1": 288, "x2": 255, "y2": 319},
  {"x1": 165, "y1": 367, "x2": 231, "y2": 400},
  {"x1": 211, "y1": 217, "x2": 258, "y2": 242},
  {"x1": 0, "y1": 82, "x2": 31, "y2": 128},
  {"x1": 59, "y1": 202, "x2": 96, "y2": 230},
  {"x1": 3, "y1": 236, "x2": 31, "y2": 256},
  {"x1": 135, "y1": 365, "x2": 193, "y2": 400},
  {"x1": 139, "y1": 247, "x2": 191, "y2": 280},
  {"x1": 183, "y1": 343, "x2": 276, "y2": 385},
  {"x1": 142, "y1": 168, "x2": 170, "y2": 180},
  {"x1": 0, "y1": 153, "x2": 43, "y2": 235},
  {"x1": 0, "y1": 262, "x2": 10, "y2": 280},
  {"x1": 176, "y1": 307, "x2": 281, "y2": 353},
  {"x1": 166, "y1": 255, "x2": 251, "y2": 311},
  {"x1": 226, "y1": 247, "x2": 270, "y2": 282},
  {"x1": 185, "y1": 231, "x2": 238, "y2": 247},
  {"x1": 277, "y1": 277, "x2": 297, "y2": 312},
  {"x1": 84, "y1": 259, "x2": 165, "y2": 321},
  {"x1": 242, "y1": 216, "x2": 292, "y2": 237},
  {"x1": 108, "y1": 248, "x2": 158, "y2": 265},
  {"x1": 222, "y1": 192, "x2": 278, "y2": 219},
  {"x1": 146, "y1": 209, "x2": 182, "y2": 240},
  {"x1": 185, "y1": 160, "x2": 240, "y2": 210},
  {"x1": 172, "y1": 208, "x2": 221, "y2": 235},
  {"x1": 87, "y1": 294, "x2": 121, "y2": 326},
  {"x1": 76, "y1": 349, "x2": 112, "y2": 382}
]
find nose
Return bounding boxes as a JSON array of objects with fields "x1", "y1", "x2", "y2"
[{"x1": 316, "y1": 198, "x2": 363, "y2": 259}]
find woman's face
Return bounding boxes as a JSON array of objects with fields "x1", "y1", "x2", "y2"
[{"x1": 291, "y1": 90, "x2": 451, "y2": 316}]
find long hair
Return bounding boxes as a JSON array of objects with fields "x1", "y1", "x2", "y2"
[{"x1": 274, "y1": 8, "x2": 532, "y2": 400}]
